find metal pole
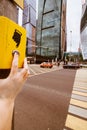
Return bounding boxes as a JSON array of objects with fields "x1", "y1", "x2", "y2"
[
  {"x1": 70, "y1": 30, "x2": 72, "y2": 62},
  {"x1": 70, "y1": 30, "x2": 72, "y2": 53}
]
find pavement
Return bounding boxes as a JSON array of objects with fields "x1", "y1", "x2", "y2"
[
  {"x1": 64, "y1": 68, "x2": 87, "y2": 130},
  {"x1": 14, "y1": 65, "x2": 87, "y2": 130}
]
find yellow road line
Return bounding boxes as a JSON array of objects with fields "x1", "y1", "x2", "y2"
[
  {"x1": 65, "y1": 114, "x2": 87, "y2": 130},
  {"x1": 75, "y1": 80, "x2": 87, "y2": 82},
  {"x1": 74, "y1": 82, "x2": 87, "y2": 86},
  {"x1": 73, "y1": 86, "x2": 87, "y2": 90},
  {"x1": 72, "y1": 91, "x2": 87, "y2": 97},
  {"x1": 70, "y1": 99, "x2": 87, "y2": 109},
  {"x1": 64, "y1": 69, "x2": 87, "y2": 130}
]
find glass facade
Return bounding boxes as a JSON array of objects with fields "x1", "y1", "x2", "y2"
[
  {"x1": 23, "y1": 0, "x2": 36, "y2": 55},
  {"x1": 81, "y1": 23, "x2": 87, "y2": 59},
  {"x1": 81, "y1": 1, "x2": 87, "y2": 60},
  {"x1": 36, "y1": 0, "x2": 62, "y2": 61}
]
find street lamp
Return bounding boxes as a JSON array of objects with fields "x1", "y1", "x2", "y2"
[
  {"x1": 69, "y1": 30, "x2": 72, "y2": 62},
  {"x1": 70, "y1": 30, "x2": 72, "y2": 53}
]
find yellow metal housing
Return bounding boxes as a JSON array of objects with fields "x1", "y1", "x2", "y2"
[{"x1": 0, "y1": 16, "x2": 26, "y2": 69}]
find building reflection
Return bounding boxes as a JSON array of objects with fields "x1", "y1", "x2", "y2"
[{"x1": 36, "y1": 0, "x2": 67, "y2": 63}]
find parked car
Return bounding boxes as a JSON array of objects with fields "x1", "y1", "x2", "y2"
[
  {"x1": 63, "y1": 63, "x2": 80, "y2": 69},
  {"x1": 40, "y1": 62, "x2": 53, "y2": 68}
]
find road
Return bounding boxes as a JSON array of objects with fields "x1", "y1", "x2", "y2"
[
  {"x1": 14, "y1": 65, "x2": 87, "y2": 130},
  {"x1": 28, "y1": 64, "x2": 62, "y2": 77}
]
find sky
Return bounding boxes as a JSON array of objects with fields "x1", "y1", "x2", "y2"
[{"x1": 66, "y1": 0, "x2": 82, "y2": 52}]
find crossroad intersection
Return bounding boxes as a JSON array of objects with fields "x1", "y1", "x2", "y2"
[{"x1": 28, "y1": 64, "x2": 62, "y2": 77}]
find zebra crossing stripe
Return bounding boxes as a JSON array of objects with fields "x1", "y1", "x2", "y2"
[
  {"x1": 70, "y1": 98, "x2": 87, "y2": 109},
  {"x1": 65, "y1": 114, "x2": 87, "y2": 130}
]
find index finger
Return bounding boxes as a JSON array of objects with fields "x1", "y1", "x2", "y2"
[{"x1": 10, "y1": 53, "x2": 19, "y2": 76}]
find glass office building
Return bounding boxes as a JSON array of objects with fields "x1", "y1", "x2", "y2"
[
  {"x1": 36, "y1": 0, "x2": 66, "y2": 62},
  {"x1": 23, "y1": 0, "x2": 36, "y2": 56},
  {"x1": 81, "y1": 1, "x2": 87, "y2": 60}
]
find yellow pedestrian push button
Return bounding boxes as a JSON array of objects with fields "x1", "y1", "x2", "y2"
[{"x1": 0, "y1": 16, "x2": 26, "y2": 69}]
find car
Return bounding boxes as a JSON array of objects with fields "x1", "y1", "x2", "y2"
[
  {"x1": 40, "y1": 62, "x2": 53, "y2": 68},
  {"x1": 63, "y1": 63, "x2": 80, "y2": 69}
]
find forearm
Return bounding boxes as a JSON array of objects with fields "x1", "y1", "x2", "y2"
[{"x1": 0, "y1": 99, "x2": 14, "y2": 130}]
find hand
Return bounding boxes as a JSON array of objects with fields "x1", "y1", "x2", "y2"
[
  {"x1": 0, "y1": 53, "x2": 30, "y2": 130},
  {"x1": 0, "y1": 53, "x2": 30, "y2": 100}
]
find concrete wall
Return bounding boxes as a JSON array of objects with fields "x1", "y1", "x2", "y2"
[{"x1": 0, "y1": 0, "x2": 17, "y2": 22}]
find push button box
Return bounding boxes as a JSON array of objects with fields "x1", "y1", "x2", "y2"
[{"x1": 0, "y1": 16, "x2": 26, "y2": 69}]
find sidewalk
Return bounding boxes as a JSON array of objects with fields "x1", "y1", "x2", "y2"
[{"x1": 64, "y1": 68, "x2": 87, "y2": 130}]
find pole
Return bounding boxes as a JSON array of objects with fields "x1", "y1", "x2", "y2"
[
  {"x1": 70, "y1": 30, "x2": 72, "y2": 62},
  {"x1": 70, "y1": 31, "x2": 72, "y2": 53}
]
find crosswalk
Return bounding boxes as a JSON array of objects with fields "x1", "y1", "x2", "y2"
[
  {"x1": 64, "y1": 68, "x2": 87, "y2": 130},
  {"x1": 28, "y1": 64, "x2": 62, "y2": 77}
]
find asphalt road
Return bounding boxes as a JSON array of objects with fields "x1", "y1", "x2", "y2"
[{"x1": 14, "y1": 69, "x2": 76, "y2": 130}]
